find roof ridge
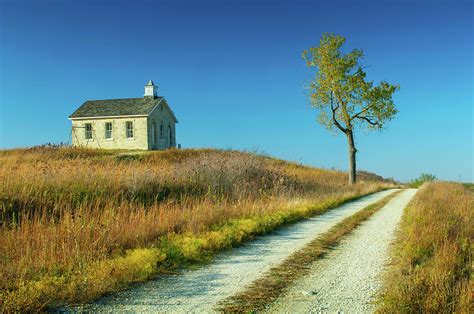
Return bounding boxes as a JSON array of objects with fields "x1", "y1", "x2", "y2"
[{"x1": 85, "y1": 96, "x2": 163, "y2": 102}]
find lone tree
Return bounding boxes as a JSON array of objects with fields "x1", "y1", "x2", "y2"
[{"x1": 303, "y1": 33, "x2": 399, "y2": 184}]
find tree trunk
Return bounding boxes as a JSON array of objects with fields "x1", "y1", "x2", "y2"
[{"x1": 347, "y1": 130, "x2": 357, "y2": 185}]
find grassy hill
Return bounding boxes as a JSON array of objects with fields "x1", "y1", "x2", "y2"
[{"x1": 0, "y1": 147, "x2": 394, "y2": 311}]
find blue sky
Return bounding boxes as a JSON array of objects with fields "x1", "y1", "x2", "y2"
[{"x1": 0, "y1": 0, "x2": 472, "y2": 182}]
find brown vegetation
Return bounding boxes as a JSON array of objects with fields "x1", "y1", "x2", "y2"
[
  {"x1": 0, "y1": 147, "x2": 392, "y2": 311},
  {"x1": 378, "y1": 182, "x2": 473, "y2": 312}
]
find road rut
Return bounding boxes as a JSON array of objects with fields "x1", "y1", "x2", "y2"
[
  {"x1": 70, "y1": 189, "x2": 397, "y2": 313},
  {"x1": 268, "y1": 188, "x2": 417, "y2": 313}
]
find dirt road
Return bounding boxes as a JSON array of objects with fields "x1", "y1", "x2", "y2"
[
  {"x1": 71, "y1": 189, "x2": 397, "y2": 313},
  {"x1": 268, "y1": 188, "x2": 417, "y2": 313}
]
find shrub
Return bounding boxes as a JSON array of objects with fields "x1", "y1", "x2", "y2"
[{"x1": 407, "y1": 173, "x2": 437, "y2": 188}]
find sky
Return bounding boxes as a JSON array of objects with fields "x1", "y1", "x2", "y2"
[{"x1": 0, "y1": 0, "x2": 472, "y2": 182}]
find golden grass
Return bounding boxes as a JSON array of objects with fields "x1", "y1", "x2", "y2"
[
  {"x1": 377, "y1": 182, "x2": 473, "y2": 313},
  {"x1": 218, "y1": 190, "x2": 402, "y2": 313},
  {"x1": 0, "y1": 147, "x2": 392, "y2": 311}
]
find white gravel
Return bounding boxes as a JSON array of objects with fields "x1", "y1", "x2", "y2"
[
  {"x1": 268, "y1": 188, "x2": 417, "y2": 313},
  {"x1": 68, "y1": 189, "x2": 397, "y2": 313}
]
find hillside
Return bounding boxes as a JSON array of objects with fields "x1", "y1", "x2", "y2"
[{"x1": 0, "y1": 147, "x2": 393, "y2": 311}]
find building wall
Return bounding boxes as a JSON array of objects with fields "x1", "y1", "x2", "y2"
[
  {"x1": 71, "y1": 117, "x2": 149, "y2": 150},
  {"x1": 147, "y1": 100, "x2": 177, "y2": 150}
]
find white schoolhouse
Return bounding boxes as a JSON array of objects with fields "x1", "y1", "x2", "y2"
[{"x1": 69, "y1": 80, "x2": 178, "y2": 150}]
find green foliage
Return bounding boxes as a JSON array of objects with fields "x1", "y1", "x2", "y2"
[
  {"x1": 302, "y1": 33, "x2": 399, "y2": 133},
  {"x1": 408, "y1": 173, "x2": 437, "y2": 188},
  {"x1": 114, "y1": 154, "x2": 143, "y2": 162}
]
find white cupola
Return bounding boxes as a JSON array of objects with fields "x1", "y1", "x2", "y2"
[{"x1": 144, "y1": 79, "x2": 158, "y2": 97}]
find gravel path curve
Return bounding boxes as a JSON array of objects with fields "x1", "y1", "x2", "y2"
[
  {"x1": 268, "y1": 188, "x2": 417, "y2": 313},
  {"x1": 69, "y1": 189, "x2": 397, "y2": 313}
]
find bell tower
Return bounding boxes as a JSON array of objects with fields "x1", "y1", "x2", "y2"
[{"x1": 144, "y1": 80, "x2": 157, "y2": 97}]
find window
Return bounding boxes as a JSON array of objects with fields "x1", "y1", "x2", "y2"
[
  {"x1": 168, "y1": 124, "x2": 172, "y2": 146},
  {"x1": 126, "y1": 121, "x2": 134, "y2": 138},
  {"x1": 85, "y1": 123, "x2": 92, "y2": 140},
  {"x1": 105, "y1": 122, "x2": 113, "y2": 139},
  {"x1": 151, "y1": 121, "x2": 156, "y2": 146},
  {"x1": 160, "y1": 122, "x2": 163, "y2": 140}
]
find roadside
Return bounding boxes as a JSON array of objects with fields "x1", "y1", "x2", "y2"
[
  {"x1": 69, "y1": 189, "x2": 397, "y2": 312},
  {"x1": 268, "y1": 189, "x2": 417, "y2": 313},
  {"x1": 378, "y1": 182, "x2": 472, "y2": 312}
]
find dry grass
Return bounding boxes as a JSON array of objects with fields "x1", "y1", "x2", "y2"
[
  {"x1": 378, "y1": 182, "x2": 473, "y2": 313},
  {"x1": 0, "y1": 147, "x2": 392, "y2": 311},
  {"x1": 218, "y1": 190, "x2": 402, "y2": 313}
]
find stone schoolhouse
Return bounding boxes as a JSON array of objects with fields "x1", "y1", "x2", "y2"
[{"x1": 69, "y1": 80, "x2": 178, "y2": 150}]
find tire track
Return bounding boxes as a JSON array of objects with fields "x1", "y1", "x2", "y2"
[
  {"x1": 69, "y1": 189, "x2": 397, "y2": 313},
  {"x1": 268, "y1": 189, "x2": 417, "y2": 313}
]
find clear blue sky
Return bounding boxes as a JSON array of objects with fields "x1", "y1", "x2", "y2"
[{"x1": 0, "y1": 0, "x2": 472, "y2": 182}]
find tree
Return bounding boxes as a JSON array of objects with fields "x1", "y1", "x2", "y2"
[{"x1": 303, "y1": 33, "x2": 399, "y2": 184}]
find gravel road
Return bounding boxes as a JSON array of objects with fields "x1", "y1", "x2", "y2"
[
  {"x1": 268, "y1": 188, "x2": 417, "y2": 313},
  {"x1": 69, "y1": 189, "x2": 396, "y2": 313}
]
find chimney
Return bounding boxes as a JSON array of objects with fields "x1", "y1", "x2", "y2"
[{"x1": 144, "y1": 79, "x2": 157, "y2": 98}]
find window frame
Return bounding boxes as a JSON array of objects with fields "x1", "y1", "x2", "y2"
[
  {"x1": 151, "y1": 121, "x2": 156, "y2": 146},
  {"x1": 168, "y1": 124, "x2": 173, "y2": 147},
  {"x1": 84, "y1": 123, "x2": 93, "y2": 140},
  {"x1": 125, "y1": 121, "x2": 134, "y2": 139},
  {"x1": 105, "y1": 122, "x2": 113, "y2": 140}
]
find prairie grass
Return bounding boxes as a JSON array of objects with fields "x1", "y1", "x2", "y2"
[
  {"x1": 0, "y1": 147, "x2": 392, "y2": 311},
  {"x1": 378, "y1": 182, "x2": 473, "y2": 313}
]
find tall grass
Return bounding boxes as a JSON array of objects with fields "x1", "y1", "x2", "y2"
[
  {"x1": 378, "y1": 182, "x2": 473, "y2": 312},
  {"x1": 0, "y1": 147, "x2": 392, "y2": 310}
]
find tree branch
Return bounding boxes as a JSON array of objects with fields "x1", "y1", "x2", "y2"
[
  {"x1": 352, "y1": 106, "x2": 370, "y2": 120},
  {"x1": 330, "y1": 92, "x2": 347, "y2": 133},
  {"x1": 351, "y1": 100, "x2": 376, "y2": 121},
  {"x1": 356, "y1": 115, "x2": 381, "y2": 127}
]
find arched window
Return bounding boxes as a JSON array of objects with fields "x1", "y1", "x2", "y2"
[{"x1": 160, "y1": 122, "x2": 163, "y2": 140}]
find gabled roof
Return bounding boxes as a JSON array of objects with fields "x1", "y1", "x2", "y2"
[
  {"x1": 69, "y1": 97, "x2": 164, "y2": 119},
  {"x1": 156, "y1": 98, "x2": 179, "y2": 123}
]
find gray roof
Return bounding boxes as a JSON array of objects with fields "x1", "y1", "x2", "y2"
[
  {"x1": 146, "y1": 79, "x2": 155, "y2": 86},
  {"x1": 69, "y1": 97, "x2": 179, "y2": 122}
]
